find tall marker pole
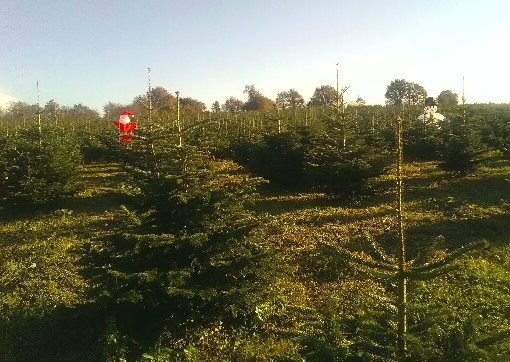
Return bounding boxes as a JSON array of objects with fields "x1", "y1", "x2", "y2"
[
  {"x1": 37, "y1": 81, "x2": 42, "y2": 147},
  {"x1": 176, "y1": 91, "x2": 182, "y2": 147},
  {"x1": 396, "y1": 115, "x2": 407, "y2": 361},
  {"x1": 336, "y1": 63, "x2": 339, "y2": 111},
  {"x1": 462, "y1": 77, "x2": 466, "y2": 124},
  {"x1": 147, "y1": 68, "x2": 156, "y2": 159},
  {"x1": 148, "y1": 68, "x2": 152, "y2": 132}
]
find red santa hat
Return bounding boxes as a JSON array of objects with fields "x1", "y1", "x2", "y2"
[{"x1": 118, "y1": 111, "x2": 134, "y2": 124}]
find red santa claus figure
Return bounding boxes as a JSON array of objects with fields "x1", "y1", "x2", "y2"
[{"x1": 113, "y1": 111, "x2": 137, "y2": 142}]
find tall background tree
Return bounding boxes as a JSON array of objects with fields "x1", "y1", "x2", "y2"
[
  {"x1": 242, "y1": 85, "x2": 275, "y2": 111},
  {"x1": 42, "y1": 99, "x2": 61, "y2": 123},
  {"x1": 133, "y1": 86, "x2": 176, "y2": 121},
  {"x1": 65, "y1": 103, "x2": 100, "y2": 121},
  {"x1": 308, "y1": 85, "x2": 338, "y2": 108},
  {"x1": 385, "y1": 79, "x2": 427, "y2": 107},
  {"x1": 211, "y1": 101, "x2": 221, "y2": 112},
  {"x1": 103, "y1": 102, "x2": 133, "y2": 120},
  {"x1": 222, "y1": 96, "x2": 244, "y2": 112},
  {"x1": 4, "y1": 101, "x2": 38, "y2": 126},
  {"x1": 276, "y1": 89, "x2": 305, "y2": 109},
  {"x1": 179, "y1": 97, "x2": 206, "y2": 112},
  {"x1": 437, "y1": 90, "x2": 459, "y2": 114}
]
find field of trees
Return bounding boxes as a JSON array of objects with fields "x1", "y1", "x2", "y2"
[{"x1": 1, "y1": 79, "x2": 510, "y2": 361}]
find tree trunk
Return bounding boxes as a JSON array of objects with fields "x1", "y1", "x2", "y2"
[{"x1": 396, "y1": 115, "x2": 407, "y2": 361}]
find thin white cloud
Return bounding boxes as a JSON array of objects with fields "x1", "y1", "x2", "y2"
[{"x1": 0, "y1": 89, "x2": 17, "y2": 109}]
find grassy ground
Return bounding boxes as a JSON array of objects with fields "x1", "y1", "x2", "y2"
[
  {"x1": 253, "y1": 152, "x2": 510, "y2": 322},
  {"x1": 256, "y1": 151, "x2": 510, "y2": 252},
  {"x1": 0, "y1": 162, "x2": 129, "y2": 361},
  {"x1": 1, "y1": 152, "x2": 510, "y2": 360}
]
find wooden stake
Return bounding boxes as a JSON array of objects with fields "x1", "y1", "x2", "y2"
[
  {"x1": 176, "y1": 91, "x2": 182, "y2": 147},
  {"x1": 396, "y1": 115, "x2": 407, "y2": 361},
  {"x1": 37, "y1": 81, "x2": 42, "y2": 147}
]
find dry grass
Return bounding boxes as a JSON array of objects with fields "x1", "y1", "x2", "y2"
[{"x1": 255, "y1": 152, "x2": 510, "y2": 306}]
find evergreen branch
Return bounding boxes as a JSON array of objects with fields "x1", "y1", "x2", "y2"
[
  {"x1": 333, "y1": 246, "x2": 398, "y2": 272},
  {"x1": 366, "y1": 292, "x2": 398, "y2": 313},
  {"x1": 412, "y1": 240, "x2": 487, "y2": 273},
  {"x1": 408, "y1": 319, "x2": 436, "y2": 334},
  {"x1": 416, "y1": 235, "x2": 445, "y2": 265},
  {"x1": 357, "y1": 349, "x2": 397, "y2": 362},
  {"x1": 349, "y1": 262, "x2": 396, "y2": 281},
  {"x1": 130, "y1": 134, "x2": 148, "y2": 141},
  {"x1": 476, "y1": 329, "x2": 510, "y2": 348},
  {"x1": 365, "y1": 231, "x2": 397, "y2": 264},
  {"x1": 407, "y1": 264, "x2": 459, "y2": 281}
]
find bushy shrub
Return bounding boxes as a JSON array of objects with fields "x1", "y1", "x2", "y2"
[
  {"x1": 489, "y1": 115, "x2": 510, "y2": 158},
  {"x1": 228, "y1": 135, "x2": 265, "y2": 177},
  {"x1": 439, "y1": 117, "x2": 484, "y2": 175},
  {"x1": 0, "y1": 126, "x2": 83, "y2": 206},
  {"x1": 404, "y1": 119, "x2": 443, "y2": 161},
  {"x1": 304, "y1": 127, "x2": 389, "y2": 196},
  {"x1": 228, "y1": 128, "x2": 314, "y2": 188},
  {"x1": 83, "y1": 136, "x2": 276, "y2": 359}
]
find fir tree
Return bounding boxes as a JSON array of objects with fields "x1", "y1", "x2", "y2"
[
  {"x1": 0, "y1": 125, "x2": 82, "y2": 207},
  {"x1": 439, "y1": 117, "x2": 484, "y2": 175},
  {"x1": 403, "y1": 118, "x2": 442, "y2": 161},
  {"x1": 83, "y1": 132, "x2": 275, "y2": 358},
  {"x1": 320, "y1": 117, "x2": 488, "y2": 361},
  {"x1": 304, "y1": 118, "x2": 388, "y2": 196}
]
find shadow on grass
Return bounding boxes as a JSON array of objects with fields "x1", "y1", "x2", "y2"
[
  {"x1": 0, "y1": 276, "x2": 174, "y2": 362},
  {"x1": 0, "y1": 191, "x2": 132, "y2": 224},
  {"x1": 296, "y1": 214, "x2": 510, "y2": 290},
  {"x1": 0, "y1": 304, "x2": 106, "y2": 362},
  {"x1": 405, "y1": 174, "x2": 510, "y2": 217},
  {"x1": 252, "y1": 193, "x2": 344, "y2": 215},
  {"x1": 352, "y1": 212, "x2": 510, "y2": 264},
  {"x1": 61, "y1": 191, "x2": 134, "y2": 213},
  {"x1": 78, "y1": 168, "x2": 127, "y2": 186},
  {"x1": 297, "y1": 243, "x2": 359, "y2": 283},
  {"x1": 294, "y1": 206, "x2": 392, "y2": 227},
  {"x1": 253, "y1": 185, "x2": 396, "y2": 217},
  {"x1": 0, "y1": 199, "x2": 74, "y2": 222},
  {"x1": 1, "y1": 161, "x2": 131, "y2": 223},
  {"x1": 405, "y1": 213, "x2": 510, "y2": 249}
]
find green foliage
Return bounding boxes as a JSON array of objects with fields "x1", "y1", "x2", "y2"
[
  {"x1": 404, "y1": 118, "x2": 443, "y2": 161},
  {"x1": 0, "y1": 213, "x2": 95, "y2": 361},
  {"x1": 228, "y1": 120, "x2": 388, "y2": 195},
  {"x1": 481, "y1": 108, "x2": 510, "y2": 158},
  {"x1": 304, "y1": 120, "x2": 389, "y2": 196},
  {"x1": 445, "y1": 104, "x2": 510, "y2": 155},
  {"x1": 0, "y1": 125, "x2": 83, "y2": 206},
  {"x1": 439, "y1": 117, "x2": 484, "y2": 174},
  {"x1": 82, "y1": 133, "x2": 276, "y2": 358},
  {"x1": 299, "y1": 303, "x2": 352, "y2": 362},
  {"x1": 229, "y1": 128, "x2": 313, "y2": 188},
  {"x1": 309, "y1": 85, "x2": 339, "y2": 108},
  {"x1": 385, "y1": 79, "x2": 427, "y2": 106},
  {"x1": 80, "y1": 122, "x2": 125, "y2": 162},
  {"x1": 1, "y1": 99, "x2": 510, "y2": 361},
  {"x1": 407, "y1": 256, "x2": 510, "y2": 361},
  {"x1": 243, "y1": 85, "x2": 276, "y2": 111},
  {"x1": 437, "y1": 90, "x2": 459, "y2": 114}
]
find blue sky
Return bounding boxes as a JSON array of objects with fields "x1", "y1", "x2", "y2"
[{"x1": 1, "y1": 0, "x2": 509, "y2": 112}]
